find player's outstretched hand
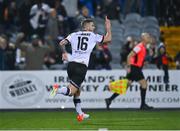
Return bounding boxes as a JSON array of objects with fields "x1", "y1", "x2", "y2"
[{"x1": 105, "y1": 16, "x2": 111, "y2": 30}]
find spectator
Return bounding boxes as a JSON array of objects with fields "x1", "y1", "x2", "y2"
[
  {"x1": 63, "y1": 0, "x2": 78, "y2": 17},
  {"x1": 78, "y1": 0, "x2": 95, "y2": 16},
  {"x1": 145, "y1": 47, "x2": 155, "y2": 65},
  {"x1": 29, "y1": 0, "x2": 51, "y2": 41},
  {"x1": 120, "y1": 36, "x2": 135, "y2": 67},
  {"x1": 101, "y1": 43, "x2": 112, "y2": 69},
  {"x1": 0, "y1": 34, "x2": 16, "y2": 70},
  {"x1": 54, "y1": 0, "x2": 69, "y2": 36},
  {"x1": 0, "y1": 35, "x2": 8, "y2": 70},
  {"x1": 94, "y1": 43, "x2": 112, "y2": 70},
  {"x1": 174, "y1": 51, "x2": 180, "y2": 69},
  {"x1": 94, "y1": 3, "x2": 104, "y2": 17},
  {"x1": 75, "y1": 6, "x2": 93, "y2": 30},
  {"x1": 45, "y1": 8, "x2": 62, "y2": 69},
  {"x1": 145, "y1": 36, "x2": 157, "y2": 67},
  {"x1": 44, "y1": 52, "x2": 56, "y2": 69},
  {"x1": 156, "y1": 43, "x2": 172, "y2": 84},
  {"x1": 45, "y1": 8, "x2": 59, "y2": 41},
  {"x1": 4, "y1": 0, "x2": 19, "y2": 32},
  {"x1": 15, "y1": 33, "x2": 54, "y2": 70}
]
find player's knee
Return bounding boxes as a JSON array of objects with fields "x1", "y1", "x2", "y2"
[
  {"x1": 68, "y1": 85, "x2": 78, "y2": 96},
  {"x1": 74, "y1": 90, "x2": 81, "y2": 97},
  {"x1": 127, "y1": 80, "x2": 132, "y2": 86},
  {"x1": 138, "y1": 79, "x2": 147, "y2": 89},
  {"x1": 141, "y1": 82, "x2": 147, "y2": 89}
]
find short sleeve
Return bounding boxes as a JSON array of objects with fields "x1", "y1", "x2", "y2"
[
  {"x1": 133, "y1": 46, "x2": 141, "y2": 54},
  {"x1": 95, "y1": 34, "x2": 104, "y2": 43},
  {"x1": 65, "y1": 33, "x2": 73, "y2": 43}
]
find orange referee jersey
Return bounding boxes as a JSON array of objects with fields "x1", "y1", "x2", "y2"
[{"x1": 130, "y1": 42, "x2": 146, "y2": 68}]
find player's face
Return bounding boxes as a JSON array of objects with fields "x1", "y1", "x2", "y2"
[{"x1": 144, "y1": 34, "x2": 152, "y2": 44}]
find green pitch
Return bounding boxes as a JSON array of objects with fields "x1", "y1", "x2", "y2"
[{"x1": 0, "y1": 110, "x2": 180, "y2": 130}]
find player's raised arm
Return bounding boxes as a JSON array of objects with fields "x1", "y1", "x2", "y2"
[{"x1": 103, "y1": 16, "x2": 112, "y2": 43}]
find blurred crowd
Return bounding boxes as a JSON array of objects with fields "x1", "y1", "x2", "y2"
[{"x1": 0, "y1": 0, "x2": 180, "y2": 71}]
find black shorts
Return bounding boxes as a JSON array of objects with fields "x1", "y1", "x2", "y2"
[
  {"x1": 126, "y1": 65, "x2": 145, "y2": 81},
  {"x1": 67, "y1": 62, "x2": 87, "y2": 89}
]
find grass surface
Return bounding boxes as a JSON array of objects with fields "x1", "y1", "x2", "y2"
[{"x1": 0, "y1": 110, "x2": 180, "y2": 130}]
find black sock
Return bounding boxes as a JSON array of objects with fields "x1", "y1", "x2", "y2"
[
  {"x1": 109, "y1": 93, "x2": 119, "y2": 101},
  {"x1": 140, "y1": 87, "x2": 146, "y2": 105}
]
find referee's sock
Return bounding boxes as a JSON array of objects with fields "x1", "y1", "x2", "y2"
[
  {"x1": 140, "y1": 87, "x2": 146, "y2": 105},
  {"x1": 109, "y1": 93, "x2": 119, "y2": 101},
  {"x1": 73, "y1": 96, "x2": 83, "y2": 115},
  {"x1": 105, "y1": 93, "x2": 119, "y2": 110},
  {"x1": 57, "y1": 86, "x2": 71, "y2": 96}
]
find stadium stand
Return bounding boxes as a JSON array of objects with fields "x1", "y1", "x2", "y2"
[
  {"x1": 141, "y1": 16, "x2": 160, "y2": 41},
  {"x1": 160, "y1": 27, "x2": 180, "y2": 68},
  {"x1": 0, "y1": 0, "x2": 179, "y2": 70},
  {"x1": 94, "y1": 13, "x2": 161, "y2": 69},
  {"x1": 123, "y1": 13, "x2": 141, "y2": 24}
]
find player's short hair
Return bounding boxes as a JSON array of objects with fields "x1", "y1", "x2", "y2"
[
  {"x1": 141, "y1": 32, "x2": 150, "y2": 38},
  {"x1": 81, "y1": 18, "x2": 94, "y2": 29}
]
